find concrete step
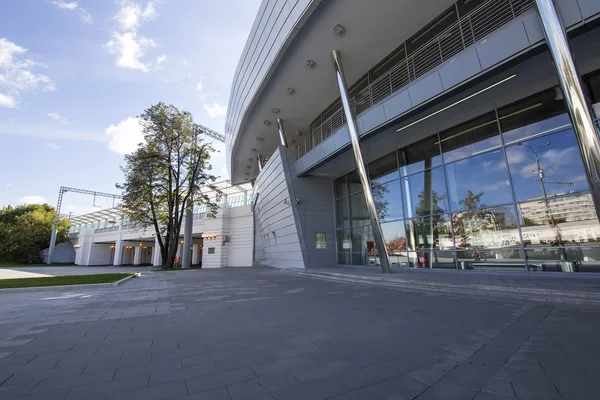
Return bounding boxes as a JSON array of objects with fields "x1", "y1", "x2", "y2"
[{"x1": 281, "y1": 269, "x2": 600, "y2": 306}]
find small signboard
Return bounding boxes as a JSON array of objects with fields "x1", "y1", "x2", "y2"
[{"x1": 208, "y1": 247, "x2": 215, "y2": 254}]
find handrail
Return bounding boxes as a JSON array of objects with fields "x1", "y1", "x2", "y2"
[{"x1": 298, "y1": 0, "x2": 534, "y2": 159}]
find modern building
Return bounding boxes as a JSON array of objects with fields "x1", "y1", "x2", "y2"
[
  {"x1": 62, "y1": 181, "x2": 253, "y2": 267},
  {"x1": 225, "y1": 0, "x2": 600, "y2": 273}
]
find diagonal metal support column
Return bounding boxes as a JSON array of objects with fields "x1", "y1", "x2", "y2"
[
  {"x1": 277, "y1": 118, "x2": 289, "y2": 148},
  {"x1": 331, "y1": 50, "x2": 392, "y2": 273},
  {"x1": 534, "y1": 0, "x2": 600, "y2": 218}
]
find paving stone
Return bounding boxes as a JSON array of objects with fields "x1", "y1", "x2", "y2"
[
  {"x1": 186, "y1": 367, "x2": 257, "y2": 394},
  {"x1": 227, "y1": 372, "x2": 302, "y2": 400},
  {"x1": 385, "y1": 374, "x2": 430, "y2": 398},
  {"x1": 169, "y1": 386, "x2": 233, "y2": 400},
  {"x1": 182, "y1": 349, "x2": 241, "y2": 367},
  {"x1": 417, "y1": 378, "x2": 478, "y2": 400},
  {"x1": 33, "y1": 369, "x2": 115, "y2": 392},
  {"x1": 215, "y1": 350, "x2": 275, "y2": 372},
  {"x1": 66, "y1": 375, "x2": 150, "y2": 399},
  {"x1": 481, "y1": 378, "x2": 515, "y2": 397},
  {"x1": 269, "y1": 344, "x2": 318, "y2": 360},
  {"x1": 251, "y1": 356, "x2": 315, "y2": 378},
  {"x1": 150, "y1": 362, "x2": 217, "y2": 386},
  {"x1": 272, "y1": 377, "x2": 350, "y2": 400},
  {"x1": 115, "y1": 357, "x2": 182, "y2": 380},
  {"x1": 510, "y1": 381, "x2": 562, "y2": 400},
  {"x1": 4, "y1": 364, "x2": 86, "y2": 386},
  {"x1": 106, "y1": 380, "x2": 187, "y2": 400},
  {"x1": 357, "y1": 380, "x2": 410, "y2": 400},
  {"x1": 474, "y1": 391, "x2": 516, "y2": 399},
  {"x1": 407, "y1": 368, "x2": 445, "y2": 386},
  {"x1": 335, "y1": 363, "x2": 399, "y2": 390},
  {"x1": 4, "y1": 388, "x2": 71, "y2": 400},
  {"x1": 290, "y1": 360, "x2": 354, "y2": 383},
  {"x1": 0, "y1": 381, "x2": 38, "y2": 397}
]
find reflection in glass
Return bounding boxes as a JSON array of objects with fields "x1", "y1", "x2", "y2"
[
  {"x1": 446, "y1": 150, "x2": 513, "y2": 211},
  {"x1": 398, "y1": 135, "x2": 441, "y2": 176},
  {"x1": 506, "y1": 129, "x2": 590, "y2": 203},
  {"x1": 526, "y1": 247, "x2": 600, "y2": 273},
  {"x1": 351, "y1": 224, "x2": 374, "y2": 256},
  {"x1": 499, "y1": 86, "x2": 569, "y2": 145},
  {"x1": 337, "y1": 253, "x2": 350, "y2": 265},
  {"x1": 382, "y1": 220, "x2": 407, "y2": 254},
  {"x1": 518, "y1": 194, "x2": 600, "y2": 246},
  {"x1": 452, "y1": 205, "x2": 520, "y2": 249},
  {"x1": 337, "y1": 229, "x2": 352, "y2": 252},
  {"x1": 401, "y1": 167, "x2": 448, "y2": 219},
  {"x1": 405, "y1": 214, "x2": 453, "y2": 251},
  {"x1": 369, "y1": 152, "x2": 399, "y2": 185},
  {"x1": 336, "y1": 199, "x2": 349, "y2": 230},
  {"x1": 456, "y1": 248, "x2": 525, "y2": 271},
  {"x1": 349, "y1": 192, "x2": 369, "y2": 227},
  {"x1": 347, "y1": 170, "x2": 363, "y2": 195},
  {"x1": 334, "y1": 176, "x2": 347, "y2": 199},
  {"x1": 440, "y1": 111, "x2": 501, "y2": 164},
  {"x1": 373, "y1": 180, "x2": 403, "y2": 222},
  {"x1": 407, "y1": 251, "x2": 456, "y2": 269}
]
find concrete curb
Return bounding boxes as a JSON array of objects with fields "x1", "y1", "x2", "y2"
[
  {"x1": 282, "y1": 270, "x2": 600, "y2": 306},
  {"x1": 0, "y1": 273, "x2": 140, "y2": 293}
]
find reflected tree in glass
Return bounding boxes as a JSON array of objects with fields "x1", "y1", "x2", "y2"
[{"x1": 452, "y1": 190, "x2": 504, "y2": 250}]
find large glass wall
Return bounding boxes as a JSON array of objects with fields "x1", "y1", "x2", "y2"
[{"x1": 334, "y1": 85, "x2": 600, "y2": 272}]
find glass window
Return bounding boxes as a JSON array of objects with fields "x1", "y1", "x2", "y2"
[
  {"x1": 369, "y1": 152, "x2": 399, "y2": 185},
  {"x1": 336, "y1": 199, "x2": 349, "y2": 230},
  {"x1": 401, "y1": 167, "x2": 449, "y2": 218},
  {"x1": 399, "y1": 135, "x2": 442, "y2": 176},
  {"x1": 349, "y1": 192, "x2": 370, "y2": 227},
  {"x1": 407, "y1": 251, "x2": 456, "y2": 269},
  {"x1": 518, "y1": 193, "x2": 600, "y2": 246},
  {"x1": 316, "y1": 232, "x2": 326, "y2": 249},
  {"x1": 351, "y1": 224, "x2": 374, "y2": 255},
  {"x1": 373, "y1": 180, "x2": 404, "y2": 222},
  {"x1": 382, "y1": 220, "x2": 408, "y2": 254},
  {"x1": 499, "y1": 87, "x2": 569, "y2": 144},
  {"x1": 526, "y1": 247, "x2": 600, "y2": 273},
  {"x1": 440, "y1": 112, "x2": 501, "y2": 164},
  {"x1": 347, "y1": 170, "x2": 363, "y2": 195},
  {"x1": 337, "y1": 229, "x2": 352, "y2": 252},
  {"x1": 457, "y1": 248, "x2": 525, "y2": 272},
  {"x1": 446, "y1": 149, "x2": 513, "y2": 211},
  {"x1": 452, "y1": 205, "x2": 520, "y2": 249},
  {"x1": 506, "y1": 129, "x2": 590, "y2": 203},
  {"x1": 405, "y1": 214, "x2": 453, "y2": 251},
  {"x1": 337, "y1": 253, "x2": 351, "y2": 265}
]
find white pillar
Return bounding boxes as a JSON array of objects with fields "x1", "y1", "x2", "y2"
[
  {"x1": 182, "y1": 204, "x2": 193, "y2": 269},
  {"x1": 176, "y1": 243, "x2": 183, "y2": 258},
  {"x1": 192, "y1": 244, "x2": 200, "y2": 265},
  {"x1": 153, "y1": 236, "x2": 162, "y2": 267},
  {"x1": 133, "y1": 245, "x2": 142, "y2": 265},
  {"x1": 113, "y1": 240, "x2": 123, "y2": 266}
]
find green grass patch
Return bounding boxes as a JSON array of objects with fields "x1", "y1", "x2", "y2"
[
  {"x1": 0, "y1": 273, "x2": 134, "y2": 289},
  {"x1": 0, "y1": 262, "x2": 77, "y2": 268}
]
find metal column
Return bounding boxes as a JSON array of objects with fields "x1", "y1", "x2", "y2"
[
  {"x1": 257, "y1": 154, "x2": 264, "y2": 172},
  {"x1": 181, "y1": 200, "x2": 193, "y2": 269},
  {"x1": 331, "y1": 50, "x2": 392, "y2": 273},
  {"x1": 534, "y1": 0, "x2": 600, "y2": 217},
  {"x1": 277, "y1": 119, "x2": 289, "y2": 148}
]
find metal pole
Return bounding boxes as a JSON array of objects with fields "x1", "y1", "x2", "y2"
[
  {"x1": 257, "y1": 154, "x2": 263, "y2": 172},
  {"x1": 47, "y1": 187, "x2": 65, "y2": 264},
  {"x1": 534, "y1": 0, "x2": 600, "y2": 218},
  {"x1": 182, "y1": 200, "x2": 193, "y2": 269},
  {"x1": 276, "y1": 119, "x2": 289, "y2": 148},
  {"x1": 331, "y1": 50, "x2": 392, "y2": 273}
]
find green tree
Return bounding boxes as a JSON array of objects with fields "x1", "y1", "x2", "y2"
[
  {"x1": 117, "y1": 103, "x2": 221, "y2": 269},
  {"x1": 0, "y1": 204, "x2": 70, "y2": 263}
]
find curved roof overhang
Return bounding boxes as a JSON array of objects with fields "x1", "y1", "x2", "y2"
[{"x1": 226, "y1": 0, "x2": 456, "y2": 184}]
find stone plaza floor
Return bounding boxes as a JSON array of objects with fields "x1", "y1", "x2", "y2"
[{"x1": 0, "y1": 267, "x2": 599, "y2": 399}]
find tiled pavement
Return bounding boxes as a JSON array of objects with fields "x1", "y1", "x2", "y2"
[{"x1": 0, "y1": 267, "x2": 599, "y2": 399}]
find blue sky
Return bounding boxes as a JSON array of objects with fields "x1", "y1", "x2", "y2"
[{"x1": 0, "y1": 0, "x2": 260, "y2": 215}]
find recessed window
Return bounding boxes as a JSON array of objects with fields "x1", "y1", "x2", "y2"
[{"x1": 316, "y1": 232, "x2": 327, "y2": 249}]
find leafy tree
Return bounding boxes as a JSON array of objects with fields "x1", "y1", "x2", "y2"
[
  {"x1": 386, "y1": 236, "x2": 407, "y2": 252},
  {"x1": 0, "y1": 204, "x2": 70, "y2": 263},
  {"x1": 117, "y1": 103, "x2": 221, "y2": 269},
  {"x1": 451, "y1": 190, "x2": 501, "y2": 248}
]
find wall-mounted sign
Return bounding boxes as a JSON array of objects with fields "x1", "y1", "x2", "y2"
[
  {"x1": 208, "y1": 247, "x2": 216, "y2": 254},
  {"x1": 342, "y1": 240, "x2": 351, "y2": 249}
]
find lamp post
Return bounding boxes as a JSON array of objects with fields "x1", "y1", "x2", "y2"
[{"x1": 518, "y1": 142, "x2": 551, "y2": 200}]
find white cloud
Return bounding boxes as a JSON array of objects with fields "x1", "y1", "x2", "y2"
[
  {"x1": 203, "y1": 103, "x2": 227, "y2": 118},
  {"x1": 195, "y1": 78, "x2": 203, "y2": 92},
  {"x1": 19, "y1": 195, "x2": 46, "y2": 204},
  {"x1": 105, "y1": 116, "x2": 145, "y2": 155},
  {"x1": 51, "y1": 1, "x2": 78, "y2": 10},
  {"x1": 45, "y1": 142, "x2": 61, "y2": 150},
  {"x1": 51, "y1": 1, "x2": 93, "y2": 24},
  {"x1": 0, "y1": 38, "x2": 56, "y2": 105},
  {"x1": 106, "y1": 1, "x2": 161, "y2": 72},
  {"x1": 6, "y1": 183, "x2": 13, "y2": 188},
  {"x1": 0, "y1": 93, "x2": 16, "y2": 108},
  {"x1": 104, "y1": 32, "x2": 156, "y2": 72},
  {"x1": 48, "y1": 112, "x2": 70, "y2": 125}
]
